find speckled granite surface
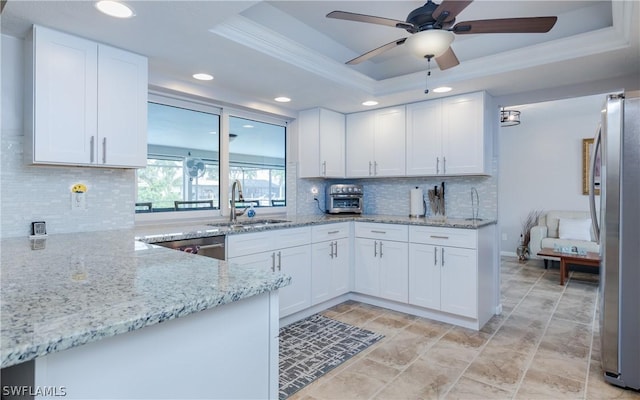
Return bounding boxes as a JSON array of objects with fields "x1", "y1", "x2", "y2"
[
  {"x1": 0, "y1": 230, "x2": 290, "y2": 368},
  {"x1": 136, "y1": 214, "x2": 496, "y2": 243}
]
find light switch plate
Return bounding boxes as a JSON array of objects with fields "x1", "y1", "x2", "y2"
[{"x1": 71, "y1": 192, "x2": 87, "y2": 211}]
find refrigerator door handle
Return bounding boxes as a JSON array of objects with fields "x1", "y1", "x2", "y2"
[{"x1": 589, "y1": 125, "x2": 601, "y2": 243}]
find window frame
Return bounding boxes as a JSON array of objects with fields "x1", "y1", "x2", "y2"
[{"x1": 135, "y1": 92, "x2": 289, "y2": 225}]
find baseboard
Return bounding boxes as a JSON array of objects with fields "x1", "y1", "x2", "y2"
[{"x1": 501, "y1": 251, "x2": 517, "y2": 257}]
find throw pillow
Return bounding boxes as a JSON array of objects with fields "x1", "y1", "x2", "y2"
[{"x1": 558, "y1": 218, "x2": 592, "y2": 241}]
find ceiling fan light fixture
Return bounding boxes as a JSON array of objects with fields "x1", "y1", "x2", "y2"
[
  {"x1": 405, "y1": 30, "x2": 454, "y2": 59},
  {"x1": 500, "y1": 108, "x2": 521, "y2": 127}
]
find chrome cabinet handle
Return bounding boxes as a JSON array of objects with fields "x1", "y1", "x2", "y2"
[
  {"x1": 102, "y1": 137, "x2": 107, "y2": 164},
  {"x1": 322, "y1": 161, "x2": 327, "y2": 176},
  {"x1": 371, "y1": 230, "x2": 386, "y2": 234},
  {"x1": 379, "y1": 241, "x2": 383, "y2": 258},
  {"x1": 330, "y1": 241, "x2": 334, "y2": 258},
  {"x1": 430, "y1": 235, "x2": 449, "y2": 240},
  {"x1": 441, "y1": 248, "x2": 445, "y2": 266},
  {"x1": 443, "y1": 157, "x2": 446, "y2": 174},
  {"x1": 90, "y1": 136, "x2": 95, "y2": 163},
  {"x1": 334, "y1": 241, "x2": 338, "y2": 258},
  {"x1": 277, "y1": 251, "x2": 282, "y2": 271},
  {"x1": 271, "y1": 252, "x2": 276, "y2": 272},
  {"x1": 374, "y1": 161, "x2": 378, "y2": 175},
  {"x1": 436, "y1": 157, "x2": 440, "y2": 174},
  {"x1": 198, "y1": 243, "x2": 224, "y2": 250},
  {"x1": 374, "y1": 241, "x2": 377, "y2": 257},
  {"x1": 368, "y1": 161, "x2": 372, "y2": 176},
  {"x1": 434, "y1": 246, "x2": 438, "y2": 266},
  {"x1": 328, "y1": 230, "x2": 339, "y2": 234}
]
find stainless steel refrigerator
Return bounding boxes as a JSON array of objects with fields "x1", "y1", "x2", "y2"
[{"x1": 589, "y1": 92, "x2": 640, "y2": 390}]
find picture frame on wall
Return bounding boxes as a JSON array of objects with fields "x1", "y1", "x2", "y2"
[{"x1": 582, "y1": 138, "x2": 601, "y2": 195}]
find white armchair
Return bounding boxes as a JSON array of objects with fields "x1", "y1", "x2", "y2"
[{"x1": 529, "y1": 210, "x2": 600, "y2": 267}]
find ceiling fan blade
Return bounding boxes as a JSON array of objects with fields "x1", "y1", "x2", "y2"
[
  {"x1": 453, "y1": 16, "x2": 558, "y2": 34},
  {"x1": 435, "y1": 47, "x2": 459, "y2": 70},
  {"x1": 432, "y1": 0, "x2": 473, "y2": 23},
  {"x1": 327, "y1": 11, "x2": 415, "y2": 31},
  {"x1": 346, "y1": 38, "x2": 407, "y2": 65}
]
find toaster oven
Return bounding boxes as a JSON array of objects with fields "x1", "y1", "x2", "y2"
[{"x1": 326, "y1": 184, "x2": 363, "y2": 214}]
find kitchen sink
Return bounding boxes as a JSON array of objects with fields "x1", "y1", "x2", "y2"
[{"x1": 207, "y1": 219, "x2": 290, "y2": 229}]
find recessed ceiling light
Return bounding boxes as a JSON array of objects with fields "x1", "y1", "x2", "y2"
[
  {"x1": 433, "y1": 86, "x2": 452, "y2": 93},
  {"x1": 193, "y1": 73, "x2": 214, "y2": 81},
  {"x1": 95, "y1": 1, "x2": 135, "y2": 18},
  {"x1": 242, "y1": 124, "x2": 254, "y2": 129},
  {"x1": 362, "y1": 101, "x2": 378, "y2": 106},
  {"x1": 274, "y1": 97, "x2": 291, "y2": 103}
]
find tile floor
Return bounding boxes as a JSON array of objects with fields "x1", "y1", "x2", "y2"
[{"x1": 289, "y1": 256, "x2": 640, "y2": 400}]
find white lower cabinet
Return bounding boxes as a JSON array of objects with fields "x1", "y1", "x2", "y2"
[
  {"x1": 354, "y1": 223, "x2": 409, "y2": 303},
  {"x1": 311, "y1": 237, "x2": 350, "y2": 304},
  {"x1": 409, "y1": 243, "x2": 477, "y2": 318},
  {"x1": 227, "y1": 227, "x2": 311, "y2": 318},
  {"x1": 409, "y1": 226, "x2": 481, "y2": 319}
]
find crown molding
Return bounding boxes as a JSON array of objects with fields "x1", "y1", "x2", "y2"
[
  {"x1": 210, "y1": 2, "x2": 635, "y2": 100},
  {"x1": 210, "y1": 15, "x2": 376, "y2": 94}
]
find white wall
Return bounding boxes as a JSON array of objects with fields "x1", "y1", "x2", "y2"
[
  {"x1": 498, "y1": 95, "x2": 605, "y2": 255},
  {"x1": 1, "y1": 34, "x2": 135, "y2": 238}
]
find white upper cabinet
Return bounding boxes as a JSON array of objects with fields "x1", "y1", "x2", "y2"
[
  {"x1": 346, "y1": 106, "x2": 406, "y2": 178},
  {"x1": 25, "y1": 25, "x2": 148, "y2": 168},
  {"x1": 298, "y1": 108, "x2": 345, "y2": 178},
  {"x1": 406, "y1": 91, "x2": 490, "y2": 176}
]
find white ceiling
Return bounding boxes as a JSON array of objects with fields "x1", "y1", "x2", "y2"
[{"x1": 1, "y1": 0, "x2": 639, "y2": 117}]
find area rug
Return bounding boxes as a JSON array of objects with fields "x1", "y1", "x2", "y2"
[{"x1": 279, "y1": 313, "x2": 384, "y2": 399}]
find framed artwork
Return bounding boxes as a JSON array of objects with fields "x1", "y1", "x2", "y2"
[{"x1": 582, "y1": 138, "x2": 601, "y2": 195}]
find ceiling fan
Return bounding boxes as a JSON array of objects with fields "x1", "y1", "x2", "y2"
[{"x1": 327, "y1": 0, "x2": 558, "y2": 70}]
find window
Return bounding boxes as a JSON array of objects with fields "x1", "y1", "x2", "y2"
[
  {"x1": 229, "y1": 116, "x2": 286, "y2": 207},
  {"x1": 136, "y1": 98, "x2": 287, "y2": 215},
  {"x1": 136, "y1": 101, "x2": 220, "y2": 212}
]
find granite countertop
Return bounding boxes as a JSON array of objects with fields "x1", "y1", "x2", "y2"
[
  {"x1": 136, "y1": 214, "x2": 496, "y2": 244},
  {"x1": 0, "y1": 230, "x2": 290, "y2": 369}
]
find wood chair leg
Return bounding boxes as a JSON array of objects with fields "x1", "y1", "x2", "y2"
[{"x1": 544, "y1": 259, "x2": 548, "y2": 269}]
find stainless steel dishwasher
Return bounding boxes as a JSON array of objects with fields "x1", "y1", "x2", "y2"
[{"x1": 154, "y1": 235, "x2": 226, "y2": 260}]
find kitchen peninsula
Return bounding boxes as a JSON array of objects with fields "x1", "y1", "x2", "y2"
[{"x1": 0, "y1": 230, "x2": 289, "y2": 399}]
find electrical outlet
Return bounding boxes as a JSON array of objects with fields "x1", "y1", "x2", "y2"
[{"x1": 71, "y1": 192, "x2": 87, "y2": 211}]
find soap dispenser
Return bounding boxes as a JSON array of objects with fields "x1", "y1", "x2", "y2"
[{"x1": 247, "y1": 204, "x2": 256, "y2": 218}]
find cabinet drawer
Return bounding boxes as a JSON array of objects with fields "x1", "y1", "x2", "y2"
[
  {"x1": 409, "y1": 226, "x2": 477, "y2": 249},
  {"x1": 227, "y1": 231, "x2": 273, "y2": 258},
  {"x1": 355, "y1": 223, "x2": 408, "y2": 242},
  {"x1": 312, "y1": 222, "x2": 350, "y2": 242},
  {"x1": 276, "y1": 227, "x2": 312, "y2": 249}
]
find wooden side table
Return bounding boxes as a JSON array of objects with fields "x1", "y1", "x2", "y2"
[{"x1": 537, "y1": 248, "x2": 600, "y2": 285}]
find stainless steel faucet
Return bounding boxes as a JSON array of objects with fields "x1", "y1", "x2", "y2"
[{"x1": 230, "y1": 179, "x2": 247, "y2": 223}]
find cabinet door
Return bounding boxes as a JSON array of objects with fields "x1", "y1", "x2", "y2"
[
  {"x1": 440, "y1": 246, "x2": 477, "y2": 318},
  {"x1": 97, "y1": 45, "x2": 148, "y2": 167},
  {"x1": 278, "y1": 246, "x2": 312, "y2": 317},
  {"x1": 353, "y1": 238, "x2": 379, "y2": 296},
  {"x1": 406, "y1": 100, "x2": 442, "y2": 176},
  {"x1": 408, "y1": 243, "x2": 441, "y2": 309},
  {"x1": 319, "y1": 109, "x2": 345, "y2": 177},
  {"x1": 297, "y1": 108, "x2": 321, "y2": 178},
  {"x1": 331, "y1": 238, "x2": 350, "y2": 297},
  {"x1": 32, "y1": 26, "x2": 97, "y2": 165},
  {"x1": 373, "y1": 107, "x2": 406, "y2": 177},
  {"x1": 346, "y1": 112, "x2": 375, "y2": 177},
  {"x1": 378, "y1": 240, "x2": 409, "y2": 302},
  {"x1": 311, "y1": 241, "x2": 333, "y2": 305},
  {"x1": 441, "y1": 92, "x2": 485, "y2": 175}
]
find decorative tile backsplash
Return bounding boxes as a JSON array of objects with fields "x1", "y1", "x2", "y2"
[
  {"x1": 294, "y1": 159, "x2": 498, "y2": 220},
  {"x1": 0, "y1": 135, "x2": 135, "y2": 238}
]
